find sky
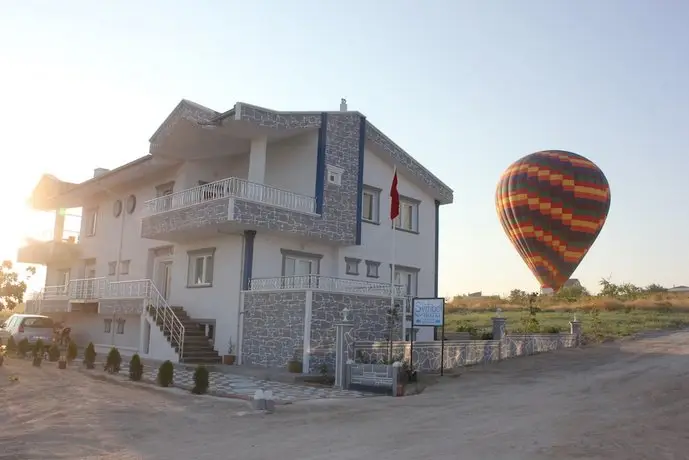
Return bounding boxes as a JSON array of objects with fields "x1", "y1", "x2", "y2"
[{"x1": 1, "y1": 0, "x2": 688, "y2": 296}]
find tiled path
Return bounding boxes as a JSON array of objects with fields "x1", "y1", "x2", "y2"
[{"x1": 117, "y1": 363, "x2": 375, "y2": 402}]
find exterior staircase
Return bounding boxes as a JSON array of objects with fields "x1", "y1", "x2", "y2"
[{"x1": 149, "y1": 305, "x2": 221, "y2": 364}]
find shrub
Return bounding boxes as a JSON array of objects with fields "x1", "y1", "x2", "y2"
[
  {"x1": 18, "y1": 338, "x2": 29, "y2": 357},
  {"x1": 32, "y1": 339, "x2": 45, "y2": 358},
  {"x1": 7, "y1": 336, "x2": 16, "y2": 352},
  {"x1": 32, "y1": 354, "x2": 42, "y2": 367},
  {"x1": 84, "y1": 342, "x2": 97, "y2": 369},
  {"x1": 192, "y1": 365, "x2": 209, "y2": 394},
  {"x1": 105, "y1": 347, "x2": 122, "y2": 373},
  {"x1": 129, "y1": 354, "x2": 144, "y2": 381},
  {"x1": 67, "y1": 341, "x2": 78, "y2": 362},
  {"x1": 480, "y1": 332, "x2": 494, "y2": 340},
  {"x1": 48, "y1": 343, "x2": 61, "y2": 362},
  {"x1": 544, "y1": 325, "x2": 562, "y2": 334},
  {"x1": 158, "y1": 360, "x2": 174, "y2": 387}
]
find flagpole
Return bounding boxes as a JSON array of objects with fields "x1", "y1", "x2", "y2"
[{"x1": 389, "y1": 167, "x2": 399, "y2": 363}]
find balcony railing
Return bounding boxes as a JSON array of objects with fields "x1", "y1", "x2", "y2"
[
  {"x1": 142, "y1": 177, "x2": 317, "y2": 216},
  {"x1": 248, "y1": 275, "x2": 406, "y2": 297},
  {"x1": 23, "y1": 229, "x2": 80, "y2": 244}
]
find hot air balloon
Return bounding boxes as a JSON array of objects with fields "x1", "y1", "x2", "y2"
[{"x1": 496, "y1": 150, "x2": 611, "y2": 292}]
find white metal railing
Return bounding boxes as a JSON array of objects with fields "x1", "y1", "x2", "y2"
[
  {"x1": 248, "y1": 275, "x2": 406, "y2": 297},
  {"x1": 146, "y1": 282, "x2": 185, "y2": 360},
  {"x1": 40, "y1": 278, "x2": 185, "y2": 360},
  {"x1": 24, "y1": 229, "x2": 80, "y2": 244},
  {"x1": 142, "y1": 177, "x2": 317, "y2": 216}
]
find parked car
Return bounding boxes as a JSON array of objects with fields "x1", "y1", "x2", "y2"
[{"x1": 0, "y1": 314, "x2": 56, "y2": 345}]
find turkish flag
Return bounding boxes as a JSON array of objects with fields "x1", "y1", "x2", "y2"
[{"x1": 390, "y1": 168, "x2": 400, "y2": 221}]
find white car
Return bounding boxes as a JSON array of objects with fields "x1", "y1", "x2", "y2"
[{"x1": 0, "y1": 314, "x2": 55, "y2": 345}]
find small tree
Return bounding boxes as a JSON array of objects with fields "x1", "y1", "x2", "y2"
[
  {"x1": 158, "y1": 360, "x2": 174, "y2": 387},
  {"x1": 18, "y1": 338, "x2": 29, "y2": 357},
  {"x1": 7, "y1": 336, "x2": 16, "y2": 352},
  {"x1": 66, "y1": 341, "x2": 78, "y2": 362},
  {"x1": 192, "y1": 365, "x2": 209, "y2": 394},
  {"x1": 105, "y1": 347, "x2": 122, "y2": 373},
  {"x1": 84, "y1": 342, "x2": 96, "y2": 369},
  {"x1": 129, "y1": 354, "x2": 144, "y2": 381},
  {"x1": 519, "y1": 293, "x2": 541, "y2": 333},
  {"x1": 0, "y1": 261, "x2": 35, "y2": 311},
  {"x1": 48, "y1": 343, "x2": 61, "y2": 362}
]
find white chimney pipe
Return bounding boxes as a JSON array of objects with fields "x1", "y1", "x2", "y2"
[
  {"x1": 340, "y1": 98, "x2": 347, "y2": 112},
  {"x1": 93, "y1": 168, "x2": 110, "y2": 178}
]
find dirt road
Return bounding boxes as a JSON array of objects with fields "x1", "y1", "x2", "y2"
[{"x1": 2, "y1": 330, "x2": 689, "y2": 459}]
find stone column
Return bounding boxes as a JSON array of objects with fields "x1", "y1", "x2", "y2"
[
  {"x1": 334, "y1": 307, "x2": 354, "y2": 389},
  {"x1": 492, "y1": 316, "x2": 506, "y2": 341},
  {"x1": 570, "y1": 318, "x2": 582, "y2": 346}
]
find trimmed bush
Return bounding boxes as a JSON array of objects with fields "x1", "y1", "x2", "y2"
[
  {"x1": 129, "y1": 354, "x2": 144, "y2": 381},
  {"x1": 105, "y1": 347, "x2": 122, "y2": 373},
  {"x1": 33, "y1": 339, "x2": 45, "y2": 359},
  {"x1": 66, "y1": 341, "x2": 78, "y2": 362},
  {"x1": 7, "y1": 336, "x2": 16, "y2": 352},
  {"x1": 192, "y1": 365, "x2": 209, "y2": 394},
  {"x1": 157, "y1": 360, "x2": 174, "y2": 387},
  {"x1": 48, "y1": 343, "x2": 61, "y2": 362},
  {"x1": 32, "y1": 354, "x2": 42, "y2": 367},
  {"x1": 84, "y1": 342, "x2": 97, "y2": 369}
]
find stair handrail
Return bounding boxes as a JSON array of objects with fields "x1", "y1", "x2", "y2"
[{"x1": 145, "y1": 281, "x2": 185, "y2": 361}]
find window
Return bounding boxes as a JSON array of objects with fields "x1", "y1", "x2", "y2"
[
  {"x1": 113, "y1": 200, "x2": 123, "y2": 218},
  {"x1": 116, "y1": 319, "x2": 126, "y2": 335},
  {"x1": 22, "y1": 317, "x2": 54, "y2": 328},
  {"x1": 394, "y1": 199, "x2": 419, "y2": 232},
  {"x1": 119, "y1": 260, "x2": 130, "y2": 275},
  {"x1": 187, "y1": 248, "x2": 215, "y2": 287},
  {"x1": 326, "y1": 164, "x2": 343, "y2": 186},
  {"x1": 156, "y1": 182, "x2": 175, "y2": 198},
  {"x1": 57, "y1": 269, "x2": 70, "y2": 288},
  {"x1": 362, "y1": 187, "x2": 380, "y2": 223},
  {"x1": 365, "y1": 260, "x2": 380, "y2": 278},
  {"x1": 126, "y1": 195, "x2": 137, "y2": 214},
  {"x1": 108, "y1": 262, "x2": 117, "y2": 276},
  {"x1": 394, "y1": 267, "x2": 419, "y2": 297},
  {"x1": 85, "y1": 208, "x2": 98, "y2": 237},
  {"x1": 345, "y1": 257, "x2": 360, "y2": 276},
  {"x1": 281, "y1": 249, "x2": 322, "y2": 288},
  {"x1": 104, "y1": 319, "x2": 112, "y2": 333}
]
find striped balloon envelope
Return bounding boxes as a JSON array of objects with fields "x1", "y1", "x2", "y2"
[{"x1": 495, "y1": 150, "x2": 611, "y2": 292}]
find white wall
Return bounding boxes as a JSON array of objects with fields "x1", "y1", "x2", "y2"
[
  {"x1": 64, "y1": 312, "x2": 140, "y2": 354},
  {"x1": 167, "y1": 234, "x2": 243, "y2": 355},
  {"x1": 264, "y1": 131, "x2": 318, "y2": 197},
  {"x1": 175, "y1": 154, "x2": 249, "y2": 190},
  {"x1": 251, "y1": 233, "x2": 338, "y2": 279},
  {"x1": 340, "y1": 148, "x2": 437, "y2": 297}
]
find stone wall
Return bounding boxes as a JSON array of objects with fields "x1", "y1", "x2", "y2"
[
  {"x1": 308, "y1": 292, "x2": 402, "y2": 373},
  {"x1": 141, "y1": 199, "x2": 230, "y2": 239},
  {"x1": 354, "y1": 333, "x2": 578, "y2": 373},
  {"x1": 99, "y1": 299, "x2": 145, "y2": 316},
  {"x1": 241, "y1": 291, "x2": 306, "y2": 368}
]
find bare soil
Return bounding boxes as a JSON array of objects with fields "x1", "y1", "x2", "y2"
[{"x1": 2, "y1": 330, "x2": 689, "y2": 459}]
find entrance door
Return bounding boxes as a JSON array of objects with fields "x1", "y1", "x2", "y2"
[{"x1": 155, "y1": 260, "x2": 173, "y2": 301}]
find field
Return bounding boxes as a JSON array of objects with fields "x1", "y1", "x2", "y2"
[{"x1": 444, "y1": 293, "x2": 689, "y2": 340}]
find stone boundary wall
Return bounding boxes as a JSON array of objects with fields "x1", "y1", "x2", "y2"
[{"x1": 354, "y1": 333, "x2": 578, "y2": 373}]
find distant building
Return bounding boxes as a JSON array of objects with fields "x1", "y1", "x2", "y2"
[
  {"x1": 668, "y1": 285, "x2": 689, "y2": 293},
  {"x1": 540, "y1": 278, "x2": 581, "y2": 295}
]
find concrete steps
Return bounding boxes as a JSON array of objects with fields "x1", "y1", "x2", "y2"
[{"x1": 148, "y1": 305, "x2": 222, "y2": 364}]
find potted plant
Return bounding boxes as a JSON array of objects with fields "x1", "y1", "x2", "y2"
[
  {"x1": 286, "y1": 347, "x2": 302, "y2": 374},
  {"x1": 58, "y1": 355, "x2": 67, "y2": 369},
  {"x1": 84, "y1": 342, "x2": 96, "y2": 369},
  {"x1": 0, "y1": 345, "x2": 6, "y2": 366},
  {"x1": 222, "y1": 338, "x2": 235, "y2": 365}
]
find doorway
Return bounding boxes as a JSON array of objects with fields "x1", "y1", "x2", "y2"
[{"x1": 155, "y1": 260, "x2": 173, "y2": 301}]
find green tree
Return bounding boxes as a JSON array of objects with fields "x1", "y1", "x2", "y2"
[
  {"x1": 556, "y1": 285, "x2": 590, "y2": 302},
  {"x1": 645, "y1": 283, "x2": 667, "y2": 293},
  {"x1": 508, "y1": 289, "x2": 529, "y2": 305},
  {"x1": 0, "y1": 261, "x2": 35, "y2": 310}
]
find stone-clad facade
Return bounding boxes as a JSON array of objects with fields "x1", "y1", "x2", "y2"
[
  {"x1": 241, "y1": 291, "x2": 306, "y2": 368},
  {"x1": 240, "y1": 290, "x2": 403, "y2": 373}
]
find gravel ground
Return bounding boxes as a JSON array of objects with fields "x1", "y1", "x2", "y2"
[{"x1": 1, "y1": 330, "x2": 689, "y2": 459}]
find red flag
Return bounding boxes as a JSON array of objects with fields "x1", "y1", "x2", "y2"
[{"x1": 390, "y1": 168, "x2": 400, "y2": 221}]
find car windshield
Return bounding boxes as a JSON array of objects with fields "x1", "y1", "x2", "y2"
[{"x1": 22, "y1": 317, "x2": 54, "y2": 328}]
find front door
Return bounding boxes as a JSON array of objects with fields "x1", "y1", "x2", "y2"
[{"x1": 155, "y1": 260, "x2": 173, "y2": 300}]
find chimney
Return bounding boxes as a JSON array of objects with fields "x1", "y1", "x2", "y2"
[
  {"x1": 340, "y1": 98, "x2": 347, "y2": 112},
  {"x1": 93, "y1": 168, "x2": 110, "y2": 178}
]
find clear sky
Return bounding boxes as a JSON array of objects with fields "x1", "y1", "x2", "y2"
[{"x1": 1, "y1": 0, "x2": 688, "y2": 296}]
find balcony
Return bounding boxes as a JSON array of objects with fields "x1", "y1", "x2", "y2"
[
  {"x1": 141, "y1": 177, "x2": 318, "y2": 241},
  {"x1": 16, "y1": 229, "x2": 81, "y2": 265},
  {"x1": 38, "y1": 278, "x2": 159, "y2": 314},
  {"x1": 247, "y1": 275, "x2": 406, "y2": 297}
]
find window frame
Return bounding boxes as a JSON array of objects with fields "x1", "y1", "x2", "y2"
[
  {"x1": 361, "y1": 186, "x2": 381, "y2": 224},
  {"x1": 344, "y1": 257, "x2": 361, "y2": 276},
  {"x1": 187, "y1": 248, "x2": 216, "y2": 288},
  {"x1": 392, "y1": 265, "x2": 420, "y2": 297},
  {"x1": 365, "y1": 260, "x2": 380, "y2": 278},
  {"x1": 108, "y1": 262, "x2": 117, "y2": 276},
  {"x1": 84, "y1": 208, "x2": 98, "y2": 237},
  {"x1": 116, "y1": 318, "x2": 126, "y2": 335},
  {"x1": 104, "y1": 318, "x2": 112, "y2": 333},
  {"x1": 394, "y1": 197, "x2": 420, "y2": 233},
  {"x1": 119, "y1": 260, "x2": 130, "y2": 275}
]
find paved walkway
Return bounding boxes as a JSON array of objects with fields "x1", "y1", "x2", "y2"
[{"x1": 118, "y1": 362, "x2": 374, "y2": 402}]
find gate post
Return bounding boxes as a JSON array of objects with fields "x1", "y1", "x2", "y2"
[{"x1": 334, "y1": 307, "x2": 354, "y2": 389}]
